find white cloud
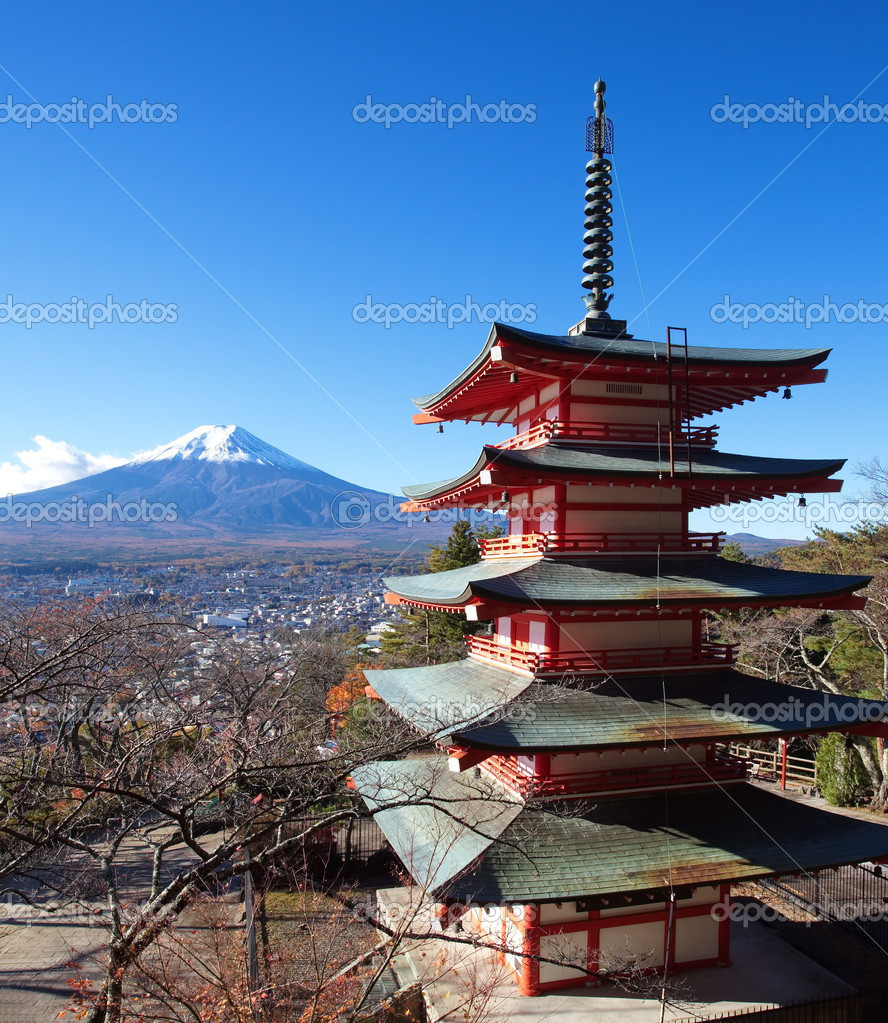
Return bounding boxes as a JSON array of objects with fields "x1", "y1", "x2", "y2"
[{"x1": 0, "y1": 436, "x2": 126, "y2": 494}]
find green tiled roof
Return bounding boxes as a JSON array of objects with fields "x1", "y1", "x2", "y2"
[
  {"x1": 493, "y1": 323, "x2": 831, "y2": 366},
  {"x1": 363, "y1": 659, "x2": 533, "y2": 736},
  {"x1": 384, "y1": 556, "x2": 869, "y2": 608},
  {"x1": 401, "y1": 447, "x2": 844, "y2": 501},
  {"x1": 448, "y1": 671, "x2": 888, "y2": 749},
  {"x1": 362, "y1": 660, "x2": 888, "y2": 748},
  {"x1": 386, "y1": 556, "x2": 537, "y2": 602},
  {"x1": 351, "y1": 760, "x2": 522, "y2": 893},
  {"x1": 459, "y1": 783, "x2": 888, "y2": 903},
  {"x1": 414, "y1": 324, "x2": 830, "y2": 411},
  {"x1": 353, "y1": 760, "x2": 888, "y2": 903}
]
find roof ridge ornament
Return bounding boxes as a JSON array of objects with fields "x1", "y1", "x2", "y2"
[
  {"x1": 586, "y1": 77, "x2": 614, "y2": 158},
  {"x1": 579, "y1": 79, "x2": 628, "y2": 338}
]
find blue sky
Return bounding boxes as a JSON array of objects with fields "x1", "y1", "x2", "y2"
[{"x1": 0, "y1": 1, "x2": 886, "y2": 539}]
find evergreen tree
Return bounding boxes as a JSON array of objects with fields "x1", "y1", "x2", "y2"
[
  {"x1": 381, "y1": 519, "x2": 503, "y2": 665},
  {"x1": 719, "y1": 540, "x2": 750, "y2": 563},
  {"x1": 427, "y1": 519, "x2": 482, "y2": 572},
  {"x1": 816, "y1": 732, "x2": 873, "y2": 806}
]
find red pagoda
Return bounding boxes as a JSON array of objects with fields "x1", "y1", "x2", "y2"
[{"x1": 353, "y1": 81, "x2": 888, "y2": 995}]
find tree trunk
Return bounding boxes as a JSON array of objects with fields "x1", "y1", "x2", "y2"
[
  {"x1": 86, "y1": 943, "x2": 127, "y2": 1023},
  {"x1": 851, "y1": 736, "x2": 887, "y2": 810},
  {"x1": 875, "y1": 746, "x2": 888, "y2": 811}
]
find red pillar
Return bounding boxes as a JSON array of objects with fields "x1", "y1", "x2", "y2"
[{"x1": 519, "y1": 906, "x2": 540, "y2": 995}]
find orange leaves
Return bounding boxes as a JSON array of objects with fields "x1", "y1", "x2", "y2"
[{"x1": 325, "y1": 665, "x2": 373, "y2": 715}]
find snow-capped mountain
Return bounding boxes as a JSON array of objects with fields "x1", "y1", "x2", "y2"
[
  {"x1": 0, "y1": 425, "x2": 401, "y2": 537},
  {"x1": 131, "y1": 425, "x2": 323, "y2": 474}
]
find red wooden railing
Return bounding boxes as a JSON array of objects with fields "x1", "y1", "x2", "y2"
[
  {"x1": 466, "y1": 635, "x2": 736, "y2": 673},
  {"x1": 466, "y1": 635, "x2": 539, "y2": 671},
  {"x1": 494, "y1": 421, "x2": 555, "y2": 450},
  {"x1": 482, "y1": 754, "x2": 749, "y2": 798},
  {"x1": 495, "y1": 421, "x2": 718, "y2": 451},
  {"x1": 479, "y1": 531, "x2": 725, "y2": 557}
]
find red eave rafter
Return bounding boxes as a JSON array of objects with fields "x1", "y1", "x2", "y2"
[
  {"x1": 498, "y1": 343, "x2": 828, "y2": 389},
  {"x1": 416, "y1": 339, "x2": 829, "y2": 422},
  {"x1": 503, "y1": 347, "x2": 828, "y2": 390},
  {"x1": 846, "y1": 723, "x2": 888, "y2": 740},
  {"x1": 400, "y1": 472, "x2": 843, "y2": 513},
  {"x1": 384, "y1": 592, "x2": 489, "y2": 615},
  {"x1": 383, "y1": 591, "x2": 867, "y2": 617}
]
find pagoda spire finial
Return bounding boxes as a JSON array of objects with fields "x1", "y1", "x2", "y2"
[{"x1": 582, "y1": 79, "x2": 615, "y2": 321}]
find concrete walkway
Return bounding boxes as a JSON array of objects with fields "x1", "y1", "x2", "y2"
[{"x1": 0, "y1": 827, "x2": 238, "y2": 1022}]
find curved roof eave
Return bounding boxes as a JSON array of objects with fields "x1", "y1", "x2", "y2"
[
  {"x1": 361, "y1": 660, "x2": 888, "y2": 750},
  {"x1": 412, "y1": 322, "x2": 832, "y2": 411},
  {"x1": 492, "y1": 447, "x2": 846, "y2": 480},
  {"x1": 384, "y1": 557, "x2": 870, "y2": 608},
  {"x1": 385, "y1": 556, "x2": 541, "y2": 607},
  {"x1": 492, "y1": 322, "x2": 832, "y2": 366},
  {"x1": 402, "y1": 445, "x2": 847, "y2": 503},
  {"x1": 413, "y1": 323, "x2": 500, "y2": 409}
]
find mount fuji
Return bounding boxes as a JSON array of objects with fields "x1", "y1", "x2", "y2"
[
  {"x1": 0, "y1": 425, "x2": 805, "y2": 560},
  {"x1": 0, "y1": 425, "x2": 409, "y2": 543}
]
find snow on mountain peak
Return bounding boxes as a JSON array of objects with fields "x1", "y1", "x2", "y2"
[{"x1": 131, "y1": 425, "x2": 320, "y2": 473}]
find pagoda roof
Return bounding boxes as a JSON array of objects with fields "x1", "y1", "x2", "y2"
[
  {"x1": 363, "y1": 658, "x2": 532, "y2": 734},
  {"x1": 414, "y1": 323, "x2": 831, "y2": 423},
  {"x1": 353, "y1": 759, "x2": 888, "y2": 902},
  {"x1": 401, "y1": 445, "x2": 844, "y2": 509},
  {"x1": 384, "y1": 556, "x2": 869, "y2": 611},
  {"x1": 362, "y1": 659, "x2": 888, "y2": 749},
  {"x1": 352, "y1": 759, "x2": 524, "y2": 895}
]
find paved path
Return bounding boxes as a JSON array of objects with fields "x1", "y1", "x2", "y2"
[{"x1": 0, "y1": 828, "x2": 239, "y2": 1022}]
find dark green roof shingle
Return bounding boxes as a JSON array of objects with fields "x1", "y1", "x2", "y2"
[
  {"x1": 402, "y1": 446, "x2": 845, "y2": 501},
  {"x1": 363, "y1": 660, "x2": 888, "y2": 748},
  {"x1": 384, "y1": 556, "x2": 869, "y2": 608},
  {"x1": 351, "y1": 760, "x2": 522, "y2": 893},
  {"x1": 353, "y1": 760, "x2": 888, "y2": 903},
  {"x1": 364, "y1": 659, "x2": 532, "y2": 735}
]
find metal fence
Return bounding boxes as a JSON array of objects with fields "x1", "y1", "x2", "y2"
[
  {"x1": 333, "y1": 814, "x2": 395, "y2": 880},
  {"x1": 682, "y1": 986, "x2": 888, "y2": 1022},
  {"x1": 759, "y1": 862, "x2": 888, "y2": 950},
  {"x1": 674, "y1": 866, "x2": 888, "y2": 1021}
]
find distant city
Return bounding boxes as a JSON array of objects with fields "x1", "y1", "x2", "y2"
[{"x1": 1, "y1": 563, "x2": 399, "y2": 650}]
